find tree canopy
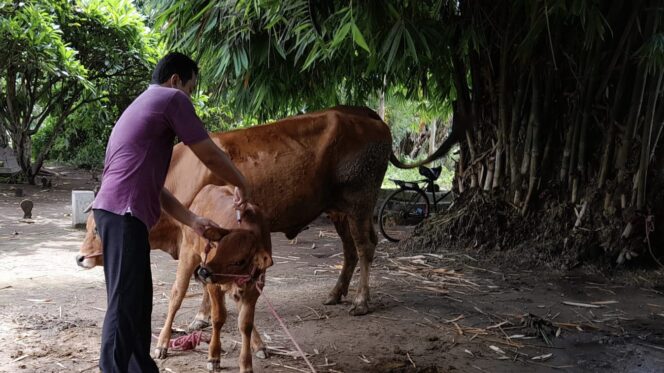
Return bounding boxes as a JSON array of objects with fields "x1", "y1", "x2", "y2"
[
  {"x1": 148, "y1": 0, "x2": 456, "y2": 118},
  {"x1": 0, "y1": 0, "x2": 157, "y2": 182}
]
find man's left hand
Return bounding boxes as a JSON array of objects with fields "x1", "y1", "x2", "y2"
[
  {"x1": 191, "y1": 214, "x2": 221, "y2": 237},
  {"x1": 233, "y1": 186, "x2": 249, "y2": 211}
]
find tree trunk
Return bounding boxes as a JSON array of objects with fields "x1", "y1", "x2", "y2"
[
  {"x1": 377, "y1": 76, "x2": 386, "y2": 120},
  {"x1": 0, "y1": 128, "x2": 8, "y2": 148},
  {"x1": 11, "y1": 130, "x2": 36, "y2": 184},
  {"x1": 429, "y1": 119, "x2": 438, "y2": 156}
]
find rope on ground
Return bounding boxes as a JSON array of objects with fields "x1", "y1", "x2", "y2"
[
  {"x1": 256, "y1": 285, "x2": 317, "y2": 373},
  {"x1": 168, "y1": 330, "x2": 211, "y2": 351}
]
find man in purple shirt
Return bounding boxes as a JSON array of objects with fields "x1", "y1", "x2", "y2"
[{"x1": 92, "y1": 52, "x2": 249, "y2": 373}]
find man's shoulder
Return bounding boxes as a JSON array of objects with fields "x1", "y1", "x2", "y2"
[
  {"x1": 142, "y1": 85, "x2": 181, "y2": 101},
  {"x1": 127, "y1": 86, "x2": 185, "y2": 114}
]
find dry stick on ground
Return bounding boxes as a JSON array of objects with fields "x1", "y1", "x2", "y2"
[
  {"x1": 573, "y1": 201, "x2": 588, "y2": 230},
  {"x1": 270, "y1": 362, "x2": 311, "y2": 373},
  {"x1": 406, "y1": 352, "x2": 416, "y2": 368}
]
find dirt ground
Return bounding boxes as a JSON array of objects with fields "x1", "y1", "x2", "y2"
[{"x1": 1, "y1": 167, "x2": 664, "y2": 373}]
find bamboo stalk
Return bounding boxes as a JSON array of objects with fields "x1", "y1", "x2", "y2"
[
  {"x1": 567, "y1": 118, "x2": 580, "y2": 190},
  {"x1": 468, "y1": 131, "x2": 479, "y2": 189},
  {"x1": 458, "y1": 150, "x2": 466, "y2": 194},
  {"x1": 541, "y1": 130, "x2": 552, "y2": 175},
  {"x1": 539, "y1": 70, "x2": 554, "y2": 174},
  {"x1": 598, "y1": 123, "x2": 615, "y2": 189},
  {"x1": 603, "y1": 191, "x2": 613, "y2": 213},
  {"x1": 520, "y1": 110, "x2": 533, "y2": 176},
  {"x1": 521, "y1": 69, "x2": 541, "y2": 215},
  {"x1": 484, "y1": 155, "x2": 495, "y2": 191},
  {"x1": 492, "y1": 146, "x2": 502, "y2": 190},
  {"x1": 495, "y1": 34, "x2": 511, "y2": 190},
  {"x1": 650, "y1": 103, "x2": 664, "y2": 164},
  {"x1": 560, "y1": 124, "x2": 573, "y2": 183},
  {"x1": 568, "y1": 47, "x2": 598, "y2": 192},
  {"x1": 593, "y1": 0, "x2": 642, "y2": 103},
  {"x1": 616, "y1": 70, "x2": 648, "y2": 183},
  {"x1": 599, "y1": 43, "x2": 631, "y2": 188},
  {"x1": 637, "y1": 71, "x2": 663, "y2": 210},
  {"x1": 613, "y1": 68, "x2": 648, "y2": 210},
  {"x1": 577, "y1": 111, "x2": 589, "y2": 181},
  {"x1": 510, "y1": 74, "x2": 528, "y2": 203}
]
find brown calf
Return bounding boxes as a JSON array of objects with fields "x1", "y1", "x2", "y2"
[{"x1": 154, "y1": 185, "x2": 272, "y2": 372}]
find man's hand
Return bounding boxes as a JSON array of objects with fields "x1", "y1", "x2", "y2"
[
  {"x1": 190, "y1": 215, "x2": 221, "y2": 237},
  {"x1": 233, "y1": 186, "x2": 250, "y2": 211}
]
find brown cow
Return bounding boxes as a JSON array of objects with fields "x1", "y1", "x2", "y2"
[
  {"x1": 78, "y1": 106, "x2": 390, "y2": 316},
  {"x1": 77, "y1": 106, "x2": 465, "y2": 318},
  {"x1": 160, "y1": 185, "x2": 273, "y2": 372}
]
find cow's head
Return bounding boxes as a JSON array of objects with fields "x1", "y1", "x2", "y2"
[
  {"x1": 194, "y1": 207, "x2": 273, "y2": 285},
  {"x1": 76, "y1": 213, "x2": 103, "y2": 269}
]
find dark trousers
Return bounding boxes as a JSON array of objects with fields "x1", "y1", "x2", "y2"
[{"x1": 93, "y1": 209, "x2": 159, "y2": 373}]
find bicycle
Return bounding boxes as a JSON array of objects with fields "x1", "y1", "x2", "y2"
[{"x1": 378, "y1": 165, "x2": 453, "y2": 242}]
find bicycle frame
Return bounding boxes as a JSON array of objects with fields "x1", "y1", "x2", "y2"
[{"x1": 392, "y1": 179, "x2": 451, "y2": 213}]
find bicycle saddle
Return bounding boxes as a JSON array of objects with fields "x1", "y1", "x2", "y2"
[{"x1": 418, "y1": 165, "x2": 442, "y2": 181}]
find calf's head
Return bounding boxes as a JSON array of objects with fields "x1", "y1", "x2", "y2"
[
  {"x1": 188, "y1": 185, "x2": 273, "y2": 284},
  {"x1": 76, "y1": 214, "x2": 103, "y2": 269},
  {"x1": 194, "y1": 229, "x2": 273, "y2": 284}
]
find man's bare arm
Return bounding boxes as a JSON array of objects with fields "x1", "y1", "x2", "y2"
[
  {"x1": 188, "y1": 137, "x2": 250, "y2": 206},
  {"x1": 160, "y1": 188, "x2": 218, "y2": 235}
]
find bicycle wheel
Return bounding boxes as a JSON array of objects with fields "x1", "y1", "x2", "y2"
[{"x1": 378, "y1": 188, "x2": 430, "y2": 242}]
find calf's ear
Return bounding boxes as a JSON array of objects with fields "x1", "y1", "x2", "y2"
[{"x1": 203, "y1": 227, "x2": 231, "y2": 241}]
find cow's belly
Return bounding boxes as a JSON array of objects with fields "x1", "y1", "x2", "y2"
[
  {"x1": 238, "y1": 150, "x2": 328, "y2": 234},
  {"x1": 253, "y1": 182, "x2": 327, "y2": 234}
]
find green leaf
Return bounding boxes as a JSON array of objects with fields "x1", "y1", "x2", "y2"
[
  {"x1": 332, "y1": 22, "x2": 351, "y2": 47},
  {"x1": 273, "y1": 39, "x2": 287, "y2": 59},
  {"x1": 301, "y1": 43, "x2": 320, "y2": 71},
  {"x1": 351, "y1": 23, "x2": 370, "y2": 53},
  {"x1": 403, "y1": 28, "x2": 417, "y2": 63},
  {"x1": 386, "y1": 23, "x2": 403, "y2": 71}
]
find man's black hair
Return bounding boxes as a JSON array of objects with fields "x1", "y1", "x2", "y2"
[{"x1": 151, "y1": 52, "x2": 199, "y2": 85}]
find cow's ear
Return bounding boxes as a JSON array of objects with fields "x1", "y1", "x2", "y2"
[{"x1": 203, "y1": 227, "x2": 230, "y2": 241}]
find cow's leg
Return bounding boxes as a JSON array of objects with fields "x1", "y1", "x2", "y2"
[
  {"x1": 234, "y1": 292, "x2": 267, "y2": 359},
  {"x1": 324, "y1": 214, "x2": 359, "y2": 305},
  {"x1": 188, "y1": 286, "x2": 211, "y2": 331},
  {"x1": 155, "y1": 249, "x2": 199, "y2": 359},
  {"x1": 207, "y1": 285, "x2": 226, "y2": 372},
  {"x1": 347, "y1": 214, "x2": 376, "y2": 316},
  {"x1": 237, "y1": 287, "x2": 259, "y2": 372}
]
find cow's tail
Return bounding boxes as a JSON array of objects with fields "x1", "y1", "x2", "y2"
[{"x1": 389, "y1": 113, "x2": 470, "y2": 169}]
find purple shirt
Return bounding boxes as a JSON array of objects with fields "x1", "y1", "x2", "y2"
[{"x1": 93, "y1": 85, "x2": 208, "y2": 229}]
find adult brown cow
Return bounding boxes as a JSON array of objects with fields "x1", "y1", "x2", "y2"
[{"x1": 77, "y1": 105, "x2": 464, "y2": 317}]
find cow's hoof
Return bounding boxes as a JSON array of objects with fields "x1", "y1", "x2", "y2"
[
  {"x1": 240, "y1": 369, "x2": 254, "y2": 373},
  {"x1": 188, "y1": 318, "x2": 210, "y2": 331},
  {"x1": 207, "y1": 359, "x2": 221, "y2": 372},
  {"x1": 255, "y1": 348, "x2": 268, "y2": 359},
  {"x1": 323, "y1": 293, "x2": 341, "y2": 305},
  {"x1": 154, "y1": 347, "x2": 168, "y2": 359},
  {"x1": 349, "y1": 303, "x2": 369, "y2": 316}
]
